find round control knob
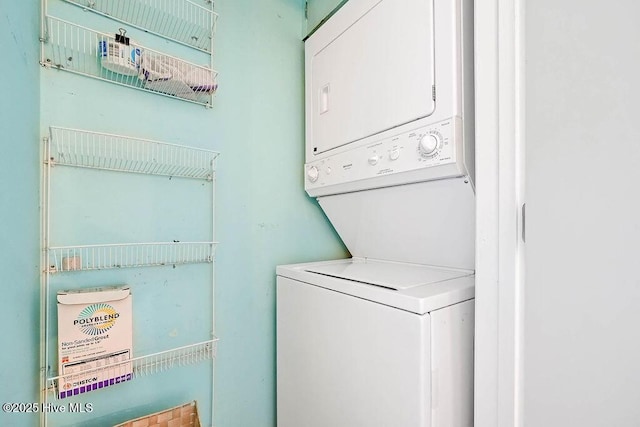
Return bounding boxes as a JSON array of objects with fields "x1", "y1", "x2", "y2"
[
  {"x1": 307, "y1": 165, "x2": 319, "y2": 183},
  {"x1": 368, "y1": 155, "x2": 379, "y2": 166},
  {"x1": 389, "y1": 149, "x2": 400, "y2": 161},
  {"x1": 418, "y1": 134, "x2": 439, "y2": 157}
]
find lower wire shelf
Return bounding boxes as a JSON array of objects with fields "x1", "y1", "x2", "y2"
[
  {"x1": 47, "y1": 242, "x2": 217, "y2": 273},
  {"x1": 45, "y1": 339, "x2": 218, "y2": 399}
]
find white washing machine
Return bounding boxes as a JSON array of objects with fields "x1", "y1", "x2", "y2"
[
  {"x1": 277, "y1": 0, "x2": 475, "y2": 425},
  {"x1": 277, "y1": 259, "x2": 474, "y2": 427}
]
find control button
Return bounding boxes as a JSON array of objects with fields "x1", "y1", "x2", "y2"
[
  {"x1": 307, "y1": 166, "x2": 319, "y2": 183},
  {"x1": 325, "y1": 166, "x2": 332, "y2": 175},
  {"x1": 418, "y1": 134, "x2": 438, "y2": 156},
  {"x1": 389, "y1": 149, "x2": 400, "y2": 161},
  {"x1": 368, "y1": 155, "x2": 379, "y2": 166},
  {"x1": 418, "y1": 133, "x2": 442, "y2": 158}
]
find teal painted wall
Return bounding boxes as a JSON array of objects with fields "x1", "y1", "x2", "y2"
[
  {"x1": 211, "y1": 1, "x2": 347, "y2": 425},
  {"x1": 2, "y1": 0, "x2": 346, "y2": 426},
  {"x1": 0, "y1": 1, "x2": 41, "y2": 426}
]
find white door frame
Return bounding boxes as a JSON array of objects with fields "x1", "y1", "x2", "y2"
[{"x1": 474, "y1": 0, "x2": 525, "y2": 426}]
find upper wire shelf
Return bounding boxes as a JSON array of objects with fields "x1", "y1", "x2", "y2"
[
  {"x1": 41, "y1": 16, "x2": 218, "y2": 106},
  {"x1": 61, "y1": 0, "x2": 217, "y2": 53},
  {"x1": 46, "y1": 339, "x2": 218, "y2": 399},
  {"x1": 48, "y1": 127, "x2": 219, "y2": 180}
]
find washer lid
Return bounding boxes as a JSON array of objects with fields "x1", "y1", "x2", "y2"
[
  {"x1": 278, "y1": 258, "x2": 474, "y2": 314},
  {"x1": 304, "y1": 259, "x2": 470, "y2": 290}
]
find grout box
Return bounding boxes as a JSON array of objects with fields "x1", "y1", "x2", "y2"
[{"x1": 57, "y1": 286, "x2": 133, "y2": 399}]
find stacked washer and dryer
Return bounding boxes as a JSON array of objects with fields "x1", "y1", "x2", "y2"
[{"x1": 277, "y1": 0, "x2": 475, "y2": 426}]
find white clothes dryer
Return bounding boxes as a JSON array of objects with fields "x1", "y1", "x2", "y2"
[{"x1": 277, "y1": 0, "x2": 475, "y2": 424}]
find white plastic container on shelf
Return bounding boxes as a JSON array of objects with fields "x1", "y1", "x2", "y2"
[{"x1": 98, "y1": 29, "x2": 141, "y2": 76}]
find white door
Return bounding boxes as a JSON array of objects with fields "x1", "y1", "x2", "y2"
[
  {"x1": 306, "y1": 0, "x2": 435, "y2": 155},
  {"x1": 476, "y1": 1, "x2": 640, "y2": 426},
  {"x1": 522, "y1": 1, "x2": 640, "y2": 426}
]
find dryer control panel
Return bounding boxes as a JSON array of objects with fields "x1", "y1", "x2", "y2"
[{"x1": 305, "y1": 118, "x2": 467, "y2": 197}]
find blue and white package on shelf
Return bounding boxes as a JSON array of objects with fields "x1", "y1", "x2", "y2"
[{"x1": 56, "y1": 286, "x2": 133, "y2": 399}]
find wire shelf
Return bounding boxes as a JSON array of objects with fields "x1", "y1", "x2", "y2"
[
  {"x1": 48, "y1": 127, "x2": 218, "y2": 179},
  {"x1": 41, "y1": 16, "x2": 218, "y2": 106},
  {"x1": 46, "y1": 339, "x2": 218, "y2": 399},
  {"x1": 47, "y1": 242, "x2": 216, "y2": 273},
  {"x1": 62, "y1": 0, "x2": 217, "y2": 53}
]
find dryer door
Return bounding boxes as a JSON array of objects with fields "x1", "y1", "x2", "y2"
[{"x1": 306, "y1": 0, "x2": 436, "y2": 155}]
